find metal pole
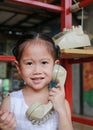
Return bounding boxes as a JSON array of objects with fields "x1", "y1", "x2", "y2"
[
  {"x1": 60, "y1": 0, "x2": 72, "y2": 110},
  {"x1": 8, "y1": 0, "x2": 62, "y2": 12}
]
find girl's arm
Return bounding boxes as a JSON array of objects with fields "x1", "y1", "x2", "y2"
[
  {"x1": 0, "y1": 95, "x2": 10, "y2": 111},
  {"x1": 49, "y1": 84, "x2": 73, "y2": 130},
  {"x1": 58, "y1": 100, "x2": 73, "y2": 130}
]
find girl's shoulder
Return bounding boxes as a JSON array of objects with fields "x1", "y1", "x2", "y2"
[{"x1": 10, "y1": 89, "x2": 22, "y2": 97}]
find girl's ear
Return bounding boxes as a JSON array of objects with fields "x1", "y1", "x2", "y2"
[
  {"x1": 14, "y1": 60, "x2": 21, "y2": 74},
  {"x1": 55, "y1": 60, "x2": 60, "y2": 64}
]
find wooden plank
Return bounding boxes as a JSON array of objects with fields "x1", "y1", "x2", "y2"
[{"x1": 61, "y1": 49, "x2": 93, "y2": 59}]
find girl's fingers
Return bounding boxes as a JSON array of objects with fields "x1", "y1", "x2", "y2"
[
  {"x1": 49, "y1": 88, "x2": 59, "y2": 96},
  {"x1": 49, "y1": 83, "x2": 65, "y2": 101},
  {"x1": 0, "y1": 111, "x2": 16, "y2": 130},
  {"x1": 56, "y1": 83, "x2": 64, "y2": 90},
  {"x1": 0, "y1": 111, "x2": 9, "y2": 121},
  {"x1": 6, "y1": 113, "x2": 16, "y2": 129},
  {"x1": 0, "y1": 110, "x2": 5, "y2": 116},
  {"x1": 5, "y1": 112, "x2": 14, "y2": 124},
  {"x1": 49, "y1": 84, "x2": 63, "y2": 94}
]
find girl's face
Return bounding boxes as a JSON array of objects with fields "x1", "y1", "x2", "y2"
[{"x1": 16, "y1": 40, "x2": 55, "y2": 91}]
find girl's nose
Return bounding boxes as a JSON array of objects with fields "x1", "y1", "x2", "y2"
[{"x1": 33, "y1": 65, "x2": 41, "y2": 74}]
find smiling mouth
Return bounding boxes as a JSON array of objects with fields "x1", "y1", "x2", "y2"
[{"x1": 32, "y1": 77, "x2": 44, "y2": 84}]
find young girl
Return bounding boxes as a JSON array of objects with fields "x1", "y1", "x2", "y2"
[{"x1": 0, "y1": 32, "x2": 73, "y2": 130}]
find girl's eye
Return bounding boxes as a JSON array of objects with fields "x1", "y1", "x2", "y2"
[
  {"x1": 42, "y1": 61, "x2": 48, "y2": 65},
  {"x1": 27, "y1": 62, "x2": 32, "y2": 65}
]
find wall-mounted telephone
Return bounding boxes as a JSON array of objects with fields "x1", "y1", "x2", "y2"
[{"x1": 26, "y1": 64, "x2": 67, "y2": 125}]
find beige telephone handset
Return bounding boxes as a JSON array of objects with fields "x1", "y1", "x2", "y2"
[{"x1": 26, "y1": 64, "x2": 67, "y2": 125}]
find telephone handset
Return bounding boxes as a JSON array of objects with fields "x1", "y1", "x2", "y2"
[{"x1": 26, "y1": 64, "x2": 67, "y2": 125}]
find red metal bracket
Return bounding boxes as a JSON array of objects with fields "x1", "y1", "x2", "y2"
[
  {"x1": 72, "y1": 115, "x2": 93, "y2": 126},
  {"x1": 0, "y1": 56, "x2": 15, "y2": 62},
  {"x1": 79, "y1": 0, "x2": 93, "y2": 8},
  {"x1": 71, "y1": 0, "x2": 93, "y2": 12},
  {"x1": 8, "y1": 0, "x2": 63, "y2": 12}
]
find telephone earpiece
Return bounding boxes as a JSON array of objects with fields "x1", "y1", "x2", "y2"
[
  {"x1": 52, "y1": 64, "x2": 67, "y2": 85},
  {"x1": 26, "y1": 64, "x2": 67, "y2": 125}
]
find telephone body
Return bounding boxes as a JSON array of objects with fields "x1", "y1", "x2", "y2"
[{"x1": 26, "y1": 64, "x2": 67, "y2": 124}]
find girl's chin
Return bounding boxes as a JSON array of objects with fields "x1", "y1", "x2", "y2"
[
  {"x1": 26, "y1": 82, "x2": 49, "y2": 90},
  {"x1": 31, "y1": 85, "x2": 48, "y2": 91},
  {"x1": 31, "y1": 87, "x2": 46, "y2": 92}
]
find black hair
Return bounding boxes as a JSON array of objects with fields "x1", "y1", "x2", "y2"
[{"x1": 13, "y1": 32, "x2": 60, "y2": 61}]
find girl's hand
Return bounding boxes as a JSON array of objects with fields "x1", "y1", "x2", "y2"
[
  {"x1": 49, "y1": 84, "x2": 73, "y2": 130},
  {"x1": 49, "y1": 83, "x2": 66, "y2": 113},
  {"x1": 0, "y1": 110, "x2": 16, "y2": 130}
]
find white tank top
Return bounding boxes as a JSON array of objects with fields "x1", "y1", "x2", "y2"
[{"x1": 10, "y1": 90, "x2": 58, "y2": 130}]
